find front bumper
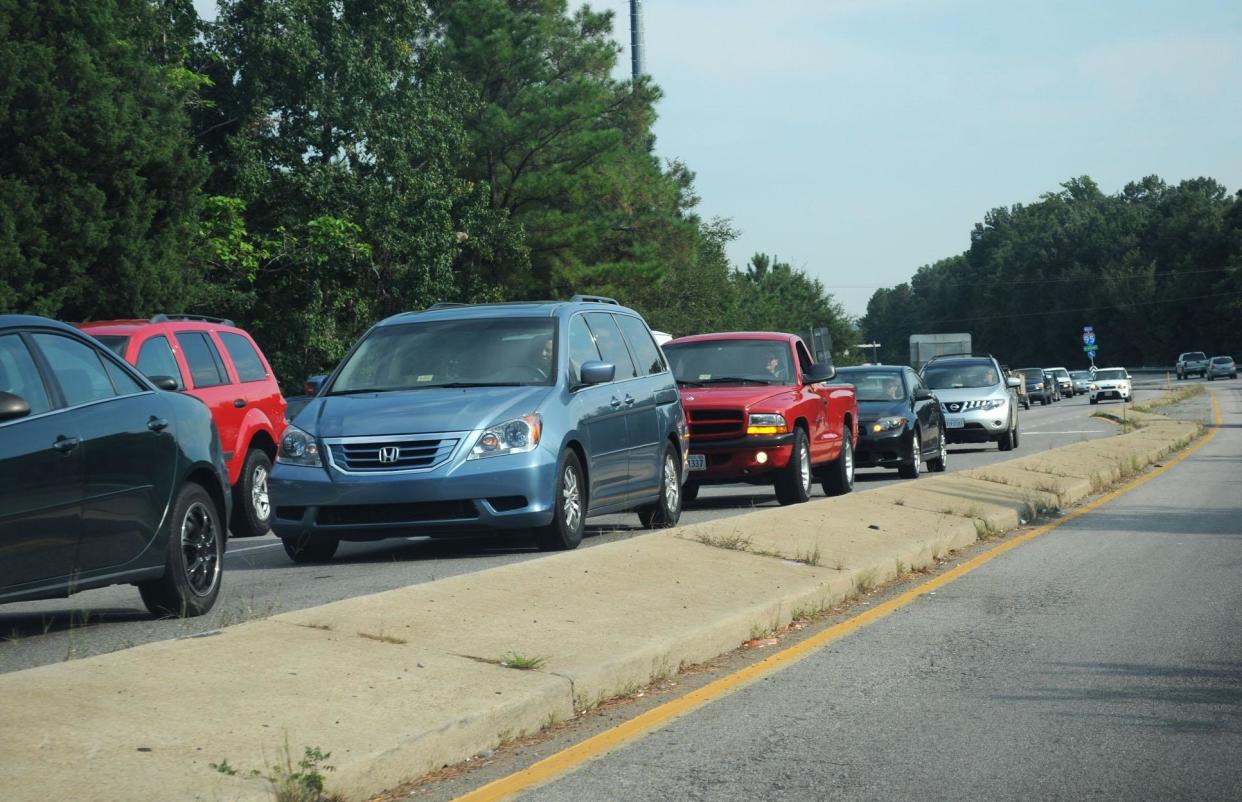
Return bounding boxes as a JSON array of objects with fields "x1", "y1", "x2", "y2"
[
  {"x1": 941, "y1": 409, "x2": 1010, "y2": 443},
  {"x1": 684, "y1": 432, "x2": 794, "y2": 482},
  {"x1": 1091, "y1": 387, "x2": 1131, "y2": 401},
  {"x1": 269, "y1": 446, "x2": 559, "y2": 539},
  {"x1": 854, "y1": 426, "x2": 910, "y2": 467}
]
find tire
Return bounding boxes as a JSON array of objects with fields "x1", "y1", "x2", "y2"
[
  {"x1": 536, "y1": 450, "x2": 586, "y2": 551},
  {"x1": 820, "y1": 430, "x2": 855, "y2": 496},
  {"x1": 231, "y1": 448, "x2": 273, "y2": 538},
  {"x1": 1090, "y1": 397, "x2": 1098, "y2": 405},
  {"x1": 638, "y1": 443, "x2": 683, "y2": 528},
  {"x1": 774, "y1": 427, "x2": 813, "y2": 505},
  {"x1": 998, "y1": 423, "x2": 1015, "y2": 451},
  {"x1": 897, "y1": 429, "x2": 921, "y2": 479},
  {"x1": 927, "y1": 431, "x2": 948, "y2": 472},
  {"x1": 1023, "y1": 399, "x2": 1030, "y2": 410},
  {"x1": 682, "y1": 482, "x2": 700, "y2": 504},
  {"x1": 1041, "y1": 396, "x2": 1049, "y2": 406},
  {"x1": 139, "y1": 483, "x2": 224, "y2": 617},
  {"x1": 281, "y1": 533, "x2": 340, "y2": 562}
]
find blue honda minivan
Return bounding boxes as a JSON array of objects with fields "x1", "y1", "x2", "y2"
[{"x1": 270, "y1": 296, "x2": 687, "y2": 560}]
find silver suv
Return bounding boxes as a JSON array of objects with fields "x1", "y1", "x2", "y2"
[
  {"x1": 1176, "y1": 351, "x2": 1208, "y2": 380},
  {"x1": 920, "y1": 354, "x2": 1021, "y2": 452}
]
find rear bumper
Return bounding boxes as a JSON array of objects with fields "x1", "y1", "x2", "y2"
[{"x1": 684, "y1": 433, "x2": 795, "y2": 482}]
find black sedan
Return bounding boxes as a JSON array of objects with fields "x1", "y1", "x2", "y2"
[
  {"x1": 1018, "y1": 368, "x2": 1055, "y2": 405},
  {"x1": 835, "y1": 365, "x2": 947, "y2": 479},
  {"x1": 0, "y1": 316, "x2": 231, "y2": 616}
]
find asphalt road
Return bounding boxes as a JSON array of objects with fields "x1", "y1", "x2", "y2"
[
  {"x1": 0, "y1": 378, "x2": 1190, "y2": 673},
  {"x1": 493, "y1": 381, "x2": 1241, "y2": 802}
]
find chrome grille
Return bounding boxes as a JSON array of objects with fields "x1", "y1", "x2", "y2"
[{"x1": 326, "y1": 435, "x2": 460, "y2": 473}]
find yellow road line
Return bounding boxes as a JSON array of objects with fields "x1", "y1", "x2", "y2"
[{"x1": 454, "y1": 393, "x2": 1221, "y2": 802}]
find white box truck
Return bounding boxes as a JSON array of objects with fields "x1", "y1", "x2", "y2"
[{"x1": 909, "y1": 333, "x2": 972, "y2": 369}]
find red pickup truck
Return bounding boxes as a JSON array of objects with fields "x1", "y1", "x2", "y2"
[{"x1": 662, "y1": 332, "x2": 858, "y2": 505}]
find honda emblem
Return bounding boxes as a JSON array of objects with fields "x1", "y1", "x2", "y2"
[{"x1": 378, "y1": 446, "x2": 400, "y2": 464}]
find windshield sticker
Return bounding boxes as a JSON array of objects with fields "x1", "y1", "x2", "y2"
[{"x1": 417, "y1": 374, "x2": 434, "y2": 382}]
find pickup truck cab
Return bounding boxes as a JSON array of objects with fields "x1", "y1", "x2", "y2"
[{"x1": 662, "y1": 332, "x2": 857, "y2": 505}]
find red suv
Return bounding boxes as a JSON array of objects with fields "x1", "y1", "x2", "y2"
[{"x1": 78, "y1": 315, "x2": 287, "y2": 537}]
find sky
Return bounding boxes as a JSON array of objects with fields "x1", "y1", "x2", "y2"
[{"x1": 193, "y1": 0, "x2": 1242, "y2": 317}]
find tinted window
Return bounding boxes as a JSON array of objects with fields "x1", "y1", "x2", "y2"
[
  {"x1": 1095, "y1": 369, "x2": 1127, "y2": 380},
  {"x1": 103, "y1": 359, "x2": 145, "y2": 395},
  {"x1": 176, "y1": 332, "x2": 227, "y2": 388},
  {"x1": 614, "y1": 314, "x2": 665, "y2": 376},
  {"x1": 0, "y1": 335, "x2": 51, "y2": 416},
  {"x1": 584, "y1": 313, "x2": 637, "y2": 381},
  {"x1": 219, "y1": 332, "x2": 268, "y2": 383},
  {"x1": 568, "y1": 315, "x2": 602, "y2": 382},
  {"x1": 93, "y1": 335, "x2": 129, "y2": 357},
  {"x1": 664, "y1": 339, "x2": 795, "y2": 386},
  {"x1": 136, "y1": 336, "x2": 184, "y2": 389},
  {"x1": 32, "y1": 334, "x2": 116, "y2": 407},
  {"x1": 835, "y1": 368, "x2": 906, "y2": 402}
]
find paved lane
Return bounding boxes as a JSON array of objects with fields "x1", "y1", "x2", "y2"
[
  {"x1": 511, "y1": 381, "x2": 1242, "y2": 802},
  {"x1": 0, "y1": 378, "x2": 1191, "y2": 673}
]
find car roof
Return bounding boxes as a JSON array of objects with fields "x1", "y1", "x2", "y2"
[
  {"x1": 376, "y1": 299, "x2": 644, "y2": 327},
  {"x1": 921, "y1": 355, "x2": 994, "y2": 366},
  {"x1": 0, "y1": 314, "x2": 81, "y2": 334},
  {"x1": 666, "y1": 332, "x2": 798, "y2": 345}
]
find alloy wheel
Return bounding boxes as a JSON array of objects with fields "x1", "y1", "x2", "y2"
[
  {"x1": 562, "y1": 465, "x2": 582, "y2": 532},
  {"x1": 663, "y1": 454, "x2": 680, "y2": 513},
  {"x1": 251, "y1": 464, "x2": 270, "y2": 522},
  {"x1": 181, "y1": 501, "x2": 221, "y2": 597}
]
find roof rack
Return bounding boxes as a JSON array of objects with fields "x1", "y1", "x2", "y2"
[
  {"x1": 150, "y1": 313, "x2": 235, "y2": 327},
  {"x1": 569, "y1": 294, "x2": 619, "y2": 305},
  {"x1": 426, "y1": 302, "x2": 470, "y2": 310}
]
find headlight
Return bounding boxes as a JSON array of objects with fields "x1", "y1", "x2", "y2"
[
  {"x1": 277, "y1": 426, "x2": 322, "y2": 467},
  {"x1": 468, "y1": 415, "x2": 542, "y2": 460},
  {"x1": 871, "y1": 416, "x2": 906, "y2": 433},
  {"x1": 747, "y1": 413, "x2": 788, "y2": 436},
  {"x1": 1090, "y1": 383, "x2": 1098, "y2": 391},
  {"x1": 981, "y1": 398, "x2": 1007, "y2": 411},
  {"x1": 1034, "y1": 382, "x2": 1043, "y2": 390}
]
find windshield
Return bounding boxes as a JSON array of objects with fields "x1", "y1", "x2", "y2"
[
  {"x1": 1095, "y1": 369, "x2": 1127, "y2": 380},
  {"x1": 1017, "y1": 368, "x2": 1042, "y2": 382},
  {"x1": 93, "y1": 335, "x2": 129, "y2": 357},
  {"x1": 1182, "y1": 352, "x2": 1206, "y2": 361},
  {"x1": 1070, "y1": 371, "x2": 1091, "y2": 380},
  {"x1": 922, "y1": 362, "x2": 1000, "y2": 390},
  {"x1": 330, "y1": 318, "x2": 556, "y2": 393},
  {"x1": 664, "y1": 339, "x2": 795, "y2": 386},
  {"x1": 835, "y1": 369, "x2": 907, "y2": 402}
]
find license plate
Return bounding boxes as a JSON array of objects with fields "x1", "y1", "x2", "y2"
[
  {"x1": 688, "y1": 454, "x2": 706, "y2": 471},
  {"x1": 946, "y1": 416, "x2": 965, "y2": 429}
]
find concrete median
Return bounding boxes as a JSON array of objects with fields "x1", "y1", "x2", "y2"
[{"x1": 0, "y1": 392, "x2": 1204, "y2": 802}]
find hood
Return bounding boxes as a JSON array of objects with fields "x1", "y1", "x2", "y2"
[
  {"x1": 294, "y1": 386, "x2": 554, "y2": 438},
  {"x1": 856, "y1": 398, "x2": 909, "y2": 422},
  {"x1": 678, "y1": 384, "x2": 799, "y2": 411},
  {"x1": 930, "y1": 386, "x2": 1007, "y2": 404}
]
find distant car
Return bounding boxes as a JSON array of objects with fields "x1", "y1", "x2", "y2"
[
  {"x1": 271, "y1": 296, "x2": 686, "y2": 560},
  {"x1": 835, "y1": 365, "x2": 946, "y2": 479},
  {"x1": 1018, "y1": 368, "x2": 1054, "y2": 405},
  {"x1": 78, "y1": 315, "x2": 287, "y2": 538},
  {"x1": 1206, "y1": 356, "x2": 1236, "y2": 380},
  {"x1": 920, "y1": 354, "x2": 1021, "y2": 451},
  {"x1": 1, "y1": 315, "x2": 230, "y2": 616},
  {"x1": 1046, "y1": 367, "x2": 1073, "y2": 397},
  {"x1": 1089, "y1": 367, "x2": 1132, "y2": 404},
  {"x1": 1002, "y1": 365, "x2": 1030, "y2": 410},
  {"x1": 1176, "y1": 351, "x2": 1209, "y2": 380},
  {"x1": 1042, "y1": 370, "x2": 1062, "y2": 402},
  {"x1": 1069, "y1": 370, "x2": 1092, "y2": 395}
]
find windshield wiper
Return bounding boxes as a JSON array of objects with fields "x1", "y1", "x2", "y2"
[
  {"x1": 327, "y1": 386, "x2": 407, "y2": 395},
  {"x1": 697, "y1": 377, "x2": 774, "y2": 386},
  {"x1": 676, "y1": 379, "x2": 706, "y2": 387},
  {"x1": 429, "y1": 382, "x2": 526, "y2": 388}
]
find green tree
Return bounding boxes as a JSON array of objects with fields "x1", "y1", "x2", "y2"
[
  {"x1": 732, "y1": 253, "x2": 858, "y2": 362},
  {"x1": 0, "y1": 0, "x2": 206, "y2": 318}
]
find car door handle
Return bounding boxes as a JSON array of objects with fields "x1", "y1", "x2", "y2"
[
  {"x1": 610, "y1": 396, "x2": 622, "y2": 408},
  {"x1": 233, "y1": 398, "x2": 246, "y2": 409},
  {"x1": 148, "y1": 417, "x2": 170, "y2": 432},
  {"x1": 623, "y1": 395, "x2": 635, "y2": 406},
  {"x1": 53, "y1": 435, "x2": 80, "y2": 453}
]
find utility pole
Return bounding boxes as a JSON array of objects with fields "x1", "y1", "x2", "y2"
[
  {"x1": 862, "y1": 342, "x2": 882, "y2": 364},
  {"x1": 630, "y1": 0, "x2": 645, "y2": 80}
]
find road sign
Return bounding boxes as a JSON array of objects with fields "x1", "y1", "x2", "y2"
[
  {"x1": 1082, "y1": 325, "x2": 1096, "y2": 346},
  {"x1": 1083, "y1": 345, "x2": 1098, "y2": 353}
]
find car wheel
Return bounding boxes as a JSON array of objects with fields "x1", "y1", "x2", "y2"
[
  {"x1": 820, "y1": 429, "x2": 854, "y2": 496},
  {"x1": 998, "y1": 423, "x2": 1016, "y2": 451},
  {"x1": 536, "y1": 450, "x2": 586, "y2": 550},
  {"x1": 927, "y1": 432, "x2": 948, "y2": 472},
  {"x1": 231, "y1": 448, "x2": 273, "y2": 538},
  {"x1": 775, "y1": 427, "x2": 813, "y2": 505},
  {"x1": 281, "y1": 533, "x2": 340, "y2": 562},
  {"x1": 139, "y1": 483, "x2": 223, "y2": 617},
  {"x1": 638, "y1": 443, "x2": 683, "y2": 528},
  {"x1": 682, "y1": 482, "x2": 700, "y2": 505},
  {"x1": 897, "y1": 429, "x2": 921, "y2": 479},
  {"x1": 1089, "y1": 396, "x2": 1098, "y2": 405},
  {"x1": 1023, "y1": 399, "x2": 1030, "y2": 410}
]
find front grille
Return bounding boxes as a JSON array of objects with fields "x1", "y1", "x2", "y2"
[
  {"x1": 317, "y1": 500, "x2": 477, "y2": 526},
  {"x1": 688, "y1": 409, "x2": 744, "y2": 439},
  {"x1": 941, "y1": 400, "x2": 998, "y2": 413},
  {"x1": 328, "y1": 436, "x2": 460, "y2": 472}
]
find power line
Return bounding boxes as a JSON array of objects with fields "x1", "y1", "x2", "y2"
[{"x1": 826, "y1": 265, "x2": 1239, "y2": 292}]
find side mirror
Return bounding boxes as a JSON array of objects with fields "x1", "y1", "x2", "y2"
[
  {"x1": 304, "y1": 374, "x2": 327, "y2": 396},
  {"x1": 579, "y1": 361, "x2": 615, "y2": 386},
  {"x1": 1006, "y1": 377, "x2": 1021, "y2": 388},
  {"x1": 913, "y1": 387, "x2": 934, "y2": 401},
  {"x1": 0, "y1": 391, "x2": 32, "y2": 422},
  {"x1": 804, "y1": 363, "x2": 836, "y2": 383},
  {"x1": 148, "y1": 375, "x2": 179, "y2": 391}
]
